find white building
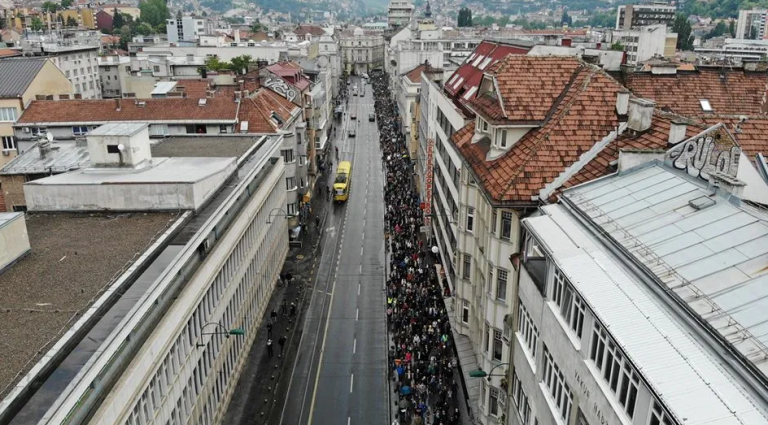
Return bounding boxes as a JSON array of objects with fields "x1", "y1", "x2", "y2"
[
  {"x1": 736, "y1": 9, "x2": 768, "y2": 40},
  {"x1": 615, "y1": 3, "x2": 676, "y2": 29},
  {"x1": 20, "y1": 30, "x2": 101, "y2": 99},
  {"x1": 511, "y1": 161, "x2": 768, "y2": 425},
  {"x1": 695, "y1": 37, "x2": 768, "y2": 63},
  {"x1": 387, "y1": 0, "x2": 414, "y2": 29},
  {"x1": 167, "y1": 16, "x2": 207, "y2": 43},
  {"x1": 339, "y1": 27, "x2": 385, "y2": 75},
  {"x1": 607, "y1": 24, "x2": 675, "y2": 65}
]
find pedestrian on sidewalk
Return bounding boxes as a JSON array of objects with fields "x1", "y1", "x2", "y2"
[
  {"x1": 315, "y1": 216, "x2": 320, "y2": 230},
  {"x1": 271, "y1": 309, "x2": 277, "y2": 324},
  {"x1": 282, "y1": 300, "x2": 287, "y2": 315},
  {"x1": 267, "y1": 339, "x2": 273, "y2": 358},
  {"x1": 279, "y1": 335, "x2": 287, "y2": 357},
  {"x1": 267, "y1": 322, "x2": 273, "y2": 339},
  {"x1": 290, "y1": 302, "x2": 296, "y2": 317}
]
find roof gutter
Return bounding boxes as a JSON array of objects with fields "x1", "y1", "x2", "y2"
[{"x1": 559, "y1": 192, "x2": 768, "y2": 406}]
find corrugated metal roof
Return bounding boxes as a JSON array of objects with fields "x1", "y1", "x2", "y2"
[
  {"x1": 527, "y1": 205, "x2": 768, "y2": 425},
  {"x1": 0, "y1": 58, "x2": 47, "y2": 98},
  {"x1": 563, "y1": 163, "x2": 768, "y2": 379},
  {"x1": 0, "y1": 141, "x2": 90, "y2": 175},
  {"x1": 151, "y1": 81, "x2": 178, "y2": 95}
]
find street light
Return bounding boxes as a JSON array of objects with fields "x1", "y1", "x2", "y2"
[
  {"x1": 469, "y1": 363, "x2": 509, "y2": 379},
  {"x1": 266, "y1": 208, "x2": 296, "y2": 224},
  {"x1": 196, "y1": 322, "x2": 245, "y2": 348}
]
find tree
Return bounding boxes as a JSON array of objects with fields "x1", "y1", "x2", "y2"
[
  {"x1": 42, "y1": 1, "x2": 59, "y2": 13},
  {"x1": 205, "y1": 56, "x2": 230, "y2": 71},
  {"x1": 139, "y1": 0, "x2": 170, "y2": 28},
  {"x1": 610, "y1": 41, "x2": 624, "y2": 51},
  {"x1": 61, "y1": 0, "x2": 73, "y2": 8},
  {"x1": 672, "y1": 13, "x2": 693, "y2": 50},
  {"x1": 561, "y1": 10, "x2": 572, "y2": 26},
  {"x1": 137, "y1": 22, "x2": 154, "y2": 35},
  {"x1": 119, "y1": 24, "x2": 132, "y2": 50},
  {"x1": 729, "y1": 19, "x2": 735, "y2": 37},
  {"x1": 30, "y1": 17, "x2": 44, "y2": 31},
  {"x1": 230, "y1": 54, "x2": 252, "y2": 74},
  {"x1": 457, "y1": 7, "x2": 473, "y2": 27},
  {"x1": 66, "y1": 15, "x2": 78, "y2": 27},
  {"x1": 703, "y1": 20, "x2": 727, "y2": 40},
  {"x1": 112, "y1": 9, "x2": 124, "y2": 29}
]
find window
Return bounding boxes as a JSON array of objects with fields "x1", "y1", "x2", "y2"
[
  {"x1": 589, "y1": 322, "x2": 639, "y2": 419},
  {"x1": 552, "y1": 268, "x2": 585, "y2": 338},
  {"x1": 219, "y1": 125, "x2": 229, "y2": 134},
  {"x1": 501, "y1": 211, "x2": 513, "y2": 240},
  {"x1": 517, "y1": 300, "x2": 538, "y2": 359},
  {"x1": 489, "y1": 387, "x2": 500, "y2": 416},
  {"x1": 0, "y1": 107, "x2": 17, "y2": 122},
  {"x1": 484, "y1": 323, "x2": 490, "y2": 353},
  {"x1": 491, "y1": 210, "x2": 497, "y2": 234},
  {"x1": 649, "y1": 401, "x2": 674, "y2": 425},
  {"x1": 487, "y1": 264, "x2": 493, "y2": 294},
  {"x1": 699, "y1": 99, "x2": 712, "y2": 112},
  {"x1": 496, "y1": 269, "x2": 507, "y2": 302},
  {"x1": 543, "y1": 345, "x2": 573, "y2": 423},
  {"x1": 72, "y1": 126, "x2": 89, "y2": 136},
  {"x1": 154, "y1": 66, "x2": 161, "y2": 72},
  {"x1": 462, "y1": 300, "x2": 469, "y2": 324},
  {"x1": 512, "y1": 372, "x2": 531, "y2": 425},
  {"x1": 286, "y1": 177, "x2": 296, "y2": 190},
  {"x1": 2, "y1": 136, "x2": 16, "y2": 151},
  {"x1": 493, "y1": 329, "x2": 503, "y2": 361},
  {"x1": 31, "y1": 127, "x2": 47, "y2": 137},
  {"x1": 466, "y1": 207, "x2": 474, "y2": 232},
  {"x1": 463, "y1": 254, "x2": 471, "y2": 279},
  {"x1": 281, "y1": 149, "x2": 295, "y2": 163},
  {"x1": 496, "y1": 129, "x2": 508, "y2": 148}
]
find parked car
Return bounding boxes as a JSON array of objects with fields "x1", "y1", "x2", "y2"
[
  {"x1": 348, "y1": 128, "x2": 356, "y2": 137},
  {"x1": 351, "y1": 113, "x2": 357, "y2": 120},
  {"x1": 369, "y1": 113, "x2": 375, "y2": 122}
]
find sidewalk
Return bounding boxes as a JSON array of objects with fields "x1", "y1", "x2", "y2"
[{"x1": 222, "y1": 128, "x2": 341, "y2": 425}]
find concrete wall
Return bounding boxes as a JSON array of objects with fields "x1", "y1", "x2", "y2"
[
  {"x1": 0, "y1": 175, "x2": 28, "y2": 211},
  {"x1": 0, "y1": 212, "x2": 30, "y2": 271},
  {"x1": 140, "y1": 45, "x2": 287, "y2": 64}
]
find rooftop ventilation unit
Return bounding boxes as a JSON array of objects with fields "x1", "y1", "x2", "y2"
[{"x1": 689, "y1": 196, "x2": 716, "y2": 210}]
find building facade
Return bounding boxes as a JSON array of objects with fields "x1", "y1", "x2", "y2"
[
  {"x1": 736, "y1": 9, "x2": 768, "y2": 40},
  {"x1": 387, "y1": 0, "x2": 414, "y2": 29},
  {"x1": 167, "y1": 16, "x2": 207, "y2": 43},
  {"x1": 607, "y1": 24, "x2": 675, "y2": 65},
  {"x1": 340, "y1": 27, "x2": 385, "y2": 75},
  {"x1": 615, "y1": 4, "x2": 676, "y2": 30}
]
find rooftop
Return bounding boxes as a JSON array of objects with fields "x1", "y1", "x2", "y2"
[
  {"x1": 526, "y1": 194, "x2": 768, "y2": 425},
  {"x1": 0, "y1": 141, "x2": 89, "y2": 175},
  {"x1": 150, "y1": 136, "x2": 261, "y2": 159},
  {"x1": 403, "y1": 62, "x2": 443, "y2": 84},
  {"x1": 16, "y1": 98, "x2": 239, "y2": 125},
  {"x1": 238, "y1": 87, "x2": 300, "y2": 133},
  {"x1": 0, "y1": 212, "x2": 180, "y2": 400},
  {"x1": 563, "y1": 163, "x2": 768, "y2": 381},
  {"x1": 452, "y1": 58, "x2": 623, "y2": 203},
  {"x1": 621, "y1": 66, "x2": 768, "y2": 116},
  {"x1": 0, "y1": 58, "x2": 47, "y2": 98}
]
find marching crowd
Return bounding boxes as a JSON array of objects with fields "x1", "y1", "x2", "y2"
[{"x1": 370, "y1": 70, "x2": 462, "y2": 425}]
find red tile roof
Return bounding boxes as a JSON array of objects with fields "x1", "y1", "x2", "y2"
[
  {"x1": 238, "y1": 87, "x2": 300, "y2": 133},
  {"x1": 444, "y1": 40, "x2": 530, "y2": 112},
  {"x1": 452, "y1": 63, "x2": 624, "y2": 203},
  {"x1": 0, "y1": 49, "x2": 20, "y2": 58},
  {"x1": 470, "y1": 55, "x2": 581, "y2": 123},
  {"x1": 697, "y1": 115, "x2": 768, "y2": 160},
  {"x1": 404, "y1": 63, "x2": 442, "y2": 84},
  {"x1": 622, "y1": 67, "x2": 768, "y2": 116},
  {"x1": 17, "y1": 97, "x2": 239, "y2": 124},
  {"x1": 266, "y1": 62, "x2": 310, "y2": 91},
  {"x1": 294, "y1": 25, "x2": 326, "y2": 36},
  {"x1": 564, "y1": 112, "x2": 704, "y2": 189}
]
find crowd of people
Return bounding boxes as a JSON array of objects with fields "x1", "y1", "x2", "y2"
[{"x1": 370, "y1": 70, "x2": 461, "y2": 425}]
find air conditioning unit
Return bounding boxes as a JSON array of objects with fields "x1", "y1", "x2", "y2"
[
  {"x1": 23, "y1": 127, "x2": 30, "y2": 133},
  {"x1": 2, "y1": 151, "x2": 10, "y2": 156}
]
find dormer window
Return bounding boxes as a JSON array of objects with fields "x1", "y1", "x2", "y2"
[
  {"x1": 496, "y1": 129, "x2": 508, "y2": 148},
  {"x1": 478, "y1": 118, "x2": 489, "y2": 133}
]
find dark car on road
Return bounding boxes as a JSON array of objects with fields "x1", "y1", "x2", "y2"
[
  {"x1": 348, "y1": 127, "x2": 356, "y2": 137},
  {"x1": 369, "y1": 113, "x2": 375, "y2": 122},
  {"x1": 351, "y1": 113, "x2": 357, "y2": 120}
]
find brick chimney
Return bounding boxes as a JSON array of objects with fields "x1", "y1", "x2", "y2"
[
  {"x1": 667, "y1": 121, "x2": 687, "y2": 145},
  {"x1": 627, "y1": 98, "x2": 655, "y2": 133},
  {"x1": 615, "y1": 89, "x2": 630, "y2": 116},
  {"x1": 115, "y1": 98, "x2": 121, "y2": 111}
]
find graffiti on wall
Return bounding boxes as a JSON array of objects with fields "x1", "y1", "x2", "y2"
[
  {"x1": 424, "y1": 138, "x2": 434, "y2": 229},
  {"x1": 665, "y1": 125, "x2": 741, "y2": 181},
  {"x1": 264, "y1": 76, "x2": 298, "y2": 102}
]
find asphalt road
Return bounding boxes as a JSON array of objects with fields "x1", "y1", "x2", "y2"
[{"x1": 280, "y1": 79, "x2": 389, "y2": 425}]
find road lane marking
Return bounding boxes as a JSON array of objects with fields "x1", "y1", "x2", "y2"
[
  {"x1": 359, "y1": 264, "x2": 362, "y2": 274},
  {"x1": 350, "y1": 374, "x2": 354, "y2": 393},
  {"x1": 348, "y1": 418, "x2": 351, "y2": 425},
  {"x1": 353, "y1": 338, "x2": 357, "y2": 354},
  {"x1": 360, "y1": 247, "x2": 363, "y2": 256},
  {"x1": 358, "y1": 283, "x2": 361, "y2": 296},
  {"x1": 356, "y1": 308, "x2": 359, "y2": 321}
]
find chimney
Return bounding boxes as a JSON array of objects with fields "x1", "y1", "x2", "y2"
[
  {"x1": 667, "y1": 121, "x2": 687, "y2": 145},
  {"x1": 708, "y1": 171, "x2": 746, "y2": 203},
  {"x1": 234, "y1": 30, "x2": 241, "y2": 44},
  {"x1": 115, "y1": 98, "x2": 121, "y2": 111},
  {"x1": 561, "y1": 37, "x2": 572, "y2": 47},
  {"x1": 627, "y1": 98, "x2": 655, "y2": 133},
  {"x1": 615, "y1": 89, "x2": 630, "y2": 116},
  {"x1": 38, "y1": 139, "x2": 52, "y2": 158}
]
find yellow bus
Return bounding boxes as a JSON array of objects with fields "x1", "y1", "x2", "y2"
[{"x1": 333, "y1": 161, "x2": 352, "y2": 202}]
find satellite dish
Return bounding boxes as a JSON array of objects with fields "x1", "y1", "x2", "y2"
[
  {"x1": 117, "y1": 144, "x2": 125, "y2": 151},
  {"x1": 45, "y1": 132, "x2": 53, "y2": 142}
]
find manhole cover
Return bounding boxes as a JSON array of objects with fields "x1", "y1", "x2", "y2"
[{"x1": 296, "y1": 254, "x2": 305, "y2": 260}]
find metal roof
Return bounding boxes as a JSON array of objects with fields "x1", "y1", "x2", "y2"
[
  {"x1": 0, "y1": 58, "x2": 47, "y2": 98},
  {"x1": 88, "y1": 122, "x2": 148, "y2": 136},
  {"x1": 562, "y1": 163, "x2": 768, "y2": 378},
  {"x1": 151, "y1": 81, "x2": 178, "y2": 95},
  {"x1": 527, "y1": 204, "x2": 768, "y2": 425},
  {"x1": 0, "y1": 141, "x2": 90, "y2": 175}
]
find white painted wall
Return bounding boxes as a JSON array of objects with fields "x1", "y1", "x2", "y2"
[{"x1": 0, "y1": 213, "x2": 30, "y2": 271}]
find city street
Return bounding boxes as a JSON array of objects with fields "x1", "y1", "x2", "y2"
[{"x1": 280, "y1": 79, "x2": 389, "y2": 425}]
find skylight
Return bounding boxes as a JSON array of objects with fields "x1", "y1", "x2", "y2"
[
  {"x1": 472, "y1": 55, "x2": 485, "y2": 67},
  {"x1": 700, "y1": 99, "x2": 713, "y2": 112},
  {"x1": 463, "y1": 86, "x2": 478, "y2": 100},
  {"x1": 479, "y1": 57, "x2": 493, "y2": 70},
  {"x1": 452, "y1": 76, "x2": 465, "y2": 90}
]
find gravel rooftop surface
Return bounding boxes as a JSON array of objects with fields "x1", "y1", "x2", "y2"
[
  {"x1": 0, "y1": 212, "x2": 180, "y2": 399},
  {"x1": 150, "y1": 136, "x2": 260, "y2": 159}
]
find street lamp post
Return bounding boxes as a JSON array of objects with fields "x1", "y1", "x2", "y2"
[
  {"x1": 196, "y1": 322, "x2": 246, "y2": 348},
  {"x1": 266, "y1": 208, "x2": 296, "y2": 224},
  {"x1": 468, "y1": 362, "x2": 509, "y2": 379}
]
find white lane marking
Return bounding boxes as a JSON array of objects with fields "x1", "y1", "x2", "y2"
[
  {"x1": 350, "y1": 374, "x2": 354, "y2": 393},
  {"x1": 353, "y1": 338, "x2": 357, "y2": 354},
  {"x1": 360, "y1": 247, "x2": 363, "y2": 256},
  {"x1": 348, "y1": 418, "x2": 351, "y2": 425},
  {"x1": 359, "y1": 264, "x2": 362, "y2": 274},
  {"x1": 358, "y1": 283, "x2": 361, "y2": 296},
  {"x1": 356, "y1": 308, "x2": 359, "y2": 321}
]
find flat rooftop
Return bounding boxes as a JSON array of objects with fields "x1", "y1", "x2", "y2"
[
  {"x1": 150, "y1": 136, "x2": 261, "y2": 159},
  {"x1": 0, "y1": 212, "x2": 179, "y2": 399}
]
